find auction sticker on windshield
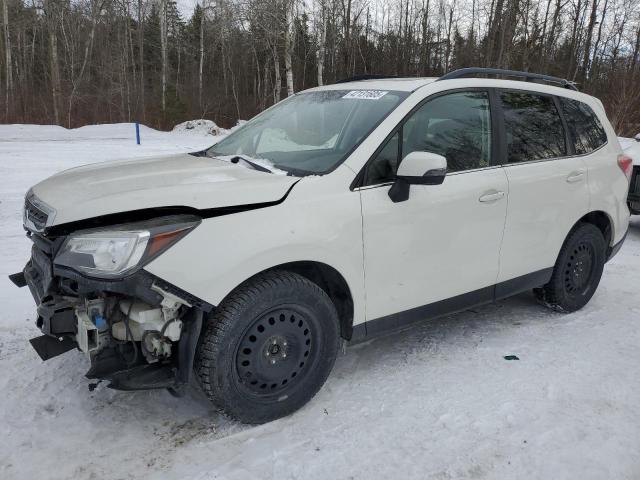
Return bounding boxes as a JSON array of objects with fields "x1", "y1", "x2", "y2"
[{"x1": 342, "y1": 90, "x2": 388, "y2": 100}]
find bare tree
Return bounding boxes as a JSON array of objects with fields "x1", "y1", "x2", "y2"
[
  {"x1": 160, "y1": 0, "x2": 168, "y2": 112},
  {"x1": 0, "y1": 0, "x2": 639, "y2": 134},
  {"x1": 2, "y1": 0, "x2": 11, "y2": 119},
  {"x1": 284, "y1": 0, "x2": 295, "y2": 95}
]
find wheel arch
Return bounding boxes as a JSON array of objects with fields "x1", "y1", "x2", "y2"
[
  {"x1": 270, "y1": 261, "x2": 355, "y2": 340},
  {"x1": 577, "y1": 210, "x2": 613, "y2": 246},
  {"x1": 551, "y1": 211, "x2": 613, "y2": 269},
  {"x1": 553, "y1": 210, "x2": 614, "y2": 264},
  {"x1": 216, "y1": 261, "x2": 356, "y2": 341}
]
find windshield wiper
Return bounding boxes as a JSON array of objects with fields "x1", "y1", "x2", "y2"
[{"x1": 229, "y1": 155, "x2": 273, "y2": 174}]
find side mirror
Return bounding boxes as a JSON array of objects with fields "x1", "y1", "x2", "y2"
[
  {"x1": 634, "y1": 133, "x2": 640, "y2": 142},
  {"x1": 388, "y1": 151, "x2": 447, "y2": 203}
]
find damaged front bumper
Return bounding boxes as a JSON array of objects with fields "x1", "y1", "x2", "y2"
[{"x1": 10, "y1": 233, "x2": 213, "y2": 393}]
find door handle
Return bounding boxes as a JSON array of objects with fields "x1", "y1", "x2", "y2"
[
  {"x1": 566, "y1": 171, "x2": 585, "y2": 183},
  {"x1": 478, "y1": 191, "x2": 505, "y2": 203}
]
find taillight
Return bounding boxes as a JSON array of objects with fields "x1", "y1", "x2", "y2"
[{"x1": 617, "y1": 154, "x2": 633, "y2": 182}]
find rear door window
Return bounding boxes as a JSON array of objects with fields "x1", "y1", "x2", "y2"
[
  {"x1": 500, "y1": 91, "x2": 566, "y2": 163},
  {"x1": 559, "y1": 98, "x2": 607, "y2": 154}
]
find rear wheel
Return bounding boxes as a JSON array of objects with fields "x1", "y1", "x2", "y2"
[
  {"x1": 534, "y1": 223, "x2": 606, "y2": 312},
  {"x1": 195, "y1": 270, "x2": 340, "y2": 424}
]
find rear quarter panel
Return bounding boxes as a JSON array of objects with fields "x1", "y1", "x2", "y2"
[{"x1": 584, "y1": 105, "x2": 630, "y2": 244}]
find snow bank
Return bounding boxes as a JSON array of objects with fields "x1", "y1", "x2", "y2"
[
  {"x1": 0, "y1": 122, "x2": 167, "y2": 142},
  {"x1": 173, "y1": 119, "x2": 246, "y2": 137},
  {"x1": 173, "y1": 119, "x2": 229, "y2": 136}
]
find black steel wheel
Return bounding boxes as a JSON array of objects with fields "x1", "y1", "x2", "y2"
[
  {"x1": 534, "y1": 223, "x2": 606, "y2": 312},
  {"x1": 564, "y1": 241, "x2": 595, "y2": 295},
  {"x1": 196, "y1": 270, "x2": 340, "y2": 424}
]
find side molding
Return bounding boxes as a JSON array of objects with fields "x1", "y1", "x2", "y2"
[{"x1": 351, "y1": 268, "x2": 553, "y2": 342}]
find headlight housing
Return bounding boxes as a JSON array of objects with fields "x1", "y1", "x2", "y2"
[{"x1": 54, "y1": 215, "x2": 200, "y2": 278}]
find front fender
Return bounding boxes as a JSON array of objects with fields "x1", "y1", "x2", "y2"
[{"x1": 144, "y1": 173, "x2": 366, "y2": 327}]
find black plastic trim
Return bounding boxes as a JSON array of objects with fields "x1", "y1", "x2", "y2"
[
  {"x1": 487, "y1": 88, "x2": 504, "y2": 166},
  {"x1": 9, "y1": 272, "x2": 26, "y2": 287},
  {"x1": 553, "y1": 95, "x2": 575, "y2": 157},
  {"x1": 607, "y1": 230, "x2": 627, "y2": 262},
  {"x1": 350, "y1": 268, "x2": 554, "y2": 342},
  {"x1": 627, "y1": 168, "x2": 640, "y2": 214},
  {"x1": 494, "y1": 268, "x2": 553, "y2": 300},
  {"x1": 176, "y1": 308, "x2": 204, "y2": 385},
  {"x1": 29, "y1": 335, "x2": 76, "y2": 361}
]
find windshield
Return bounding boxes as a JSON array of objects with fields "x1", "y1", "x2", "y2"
[{"x1": 207, "y1": 90, "x2": 408, "y2": 175}]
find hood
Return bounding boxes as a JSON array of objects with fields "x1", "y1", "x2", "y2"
[{"x1": 30, "y1": 153, "x2": 298, "y2": 226}]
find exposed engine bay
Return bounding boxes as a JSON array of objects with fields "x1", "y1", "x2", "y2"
[
  {"x1": 11, "y1": 224, "x2": 212, "y2": 394},
  {"x1": 74, "y1": 287, "x2": 187, "y2": 362}
]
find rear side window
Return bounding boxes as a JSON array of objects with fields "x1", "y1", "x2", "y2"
[
  {"x1": 500, "y1": 91, "x2": 566, "y2": 163},
  {"x1": 559, "y1": 98, "x2": 607, "y2": 154}
]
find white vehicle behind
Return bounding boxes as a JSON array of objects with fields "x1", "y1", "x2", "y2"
[{"x1": 619, "y1": 134, "x2": 640, "y2": 214}]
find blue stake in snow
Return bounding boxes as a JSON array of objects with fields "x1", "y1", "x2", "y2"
[{"x1": 135, "y1": 122, "x2": 141, "y2": 145}]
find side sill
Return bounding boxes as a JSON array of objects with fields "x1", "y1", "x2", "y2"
[
  {"x1": 494, "y1": 268, "x2": 553, "y2": 301},
  {"x1": 350, "y1": 268, "x2": 553, "y2": 342}
]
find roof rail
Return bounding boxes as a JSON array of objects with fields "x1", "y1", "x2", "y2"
[
  {"x1": 438, "y1": 68, "x2": 579, "y2": 91},
  {"x1": 335, "y1": 74, "x2": 398, "y2": 84}
]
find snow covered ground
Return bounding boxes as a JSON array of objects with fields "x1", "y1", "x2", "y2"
[{"x1": 1, "y1": 124, "x2": 639, "y2": 480}]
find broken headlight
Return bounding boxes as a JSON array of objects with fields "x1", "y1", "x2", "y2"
[{"x1": 54, "y1": 216, "x2": 200, "y2": 278}]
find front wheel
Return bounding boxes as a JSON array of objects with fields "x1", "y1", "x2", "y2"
[
  {"x1": 195, "y1": 270, "x2": 340, "y2": 424},
  {"x1": 534, "y1": 223, "x2": 606, "y2": 312}
]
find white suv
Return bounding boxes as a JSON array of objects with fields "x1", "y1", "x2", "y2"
[{"x1": 10, "y1": 68, "x2": 631, "y2": 423}]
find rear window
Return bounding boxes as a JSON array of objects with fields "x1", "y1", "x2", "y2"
[
  {"x1": 559, "y1": 98, "x2": 607, "y2": 154},
  {"x1": 500, "y1": 91, "x2": 567, "y2": 163}
]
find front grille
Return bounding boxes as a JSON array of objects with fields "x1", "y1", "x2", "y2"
[{"x1": 25, "y1": 196, "x2": 49, "y2": 231}]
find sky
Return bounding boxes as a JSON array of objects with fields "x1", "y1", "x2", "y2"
[{"x1": 176, "y1": 0, "x2": 199, "y2": 18}]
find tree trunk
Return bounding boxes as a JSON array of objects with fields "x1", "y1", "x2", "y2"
[
  {"x1": 47, "y1": 1, "x2": 61, "y2": 126},
  {"x1": 580, "y1": 0, "x2": 599, "y2": 81},
  {"x1": 199, "y1": 10, "x2": 204, "y2": 113},
  {"x1": 284, "y1": 1, "x2": 295, "y2": 96},
  {"x1": 273, "y1": 45, "x2": 281, "y2": 103},
  {"x1": 590, "y1": 0, "x2": 608, "y2": 79},
  {"x1": 2, "y1": 0, "x2": 12, "y2": 120},
  {"x1": 160, "y1": 0, "x2": 168, "y2": 113},
  {"x1": 316, "y1": 1, "x2": 325, "y2": 86},
  {"x1": 137, "y1": 0, "x2": 145, "y2": 121},
  {"x1": 486, "y1": 0, "x2": 504, "y2": 66},
  {"x1": 67, "y1": 0, "x2": 99, "y2": 127},
  {"x1": 631, "y1": 25, "x2": 640, "y2": 77}
]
